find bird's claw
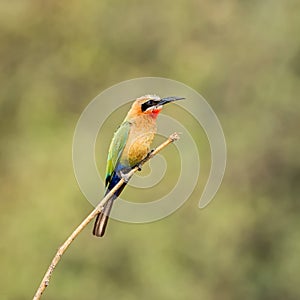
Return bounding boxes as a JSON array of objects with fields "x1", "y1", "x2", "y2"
[
  {"x1": 136, "y1": 150, "x2": 154, "y2": 170},
  {"x1": 145, "y1": 149, "x2": 154, "y2": 159},
  {"x1": 136, "y1": 163, "x2": 142, "y2": 171}
]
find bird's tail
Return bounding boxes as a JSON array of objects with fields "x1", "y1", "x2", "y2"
[
  {"x1": 92, "y1": 196, "x2": 114, "y2": 237},
  {"x1": 92, "y1": 176, "x2": 127, "y2": 237}
]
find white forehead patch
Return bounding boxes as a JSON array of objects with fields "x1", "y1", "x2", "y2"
[{"x1": 139, "y1": 94, "x2": 161, "y2": 101}]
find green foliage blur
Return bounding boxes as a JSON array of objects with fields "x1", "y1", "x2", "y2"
[{"x1": 1, "y1": 1, "x2": 300, "y2": 299}]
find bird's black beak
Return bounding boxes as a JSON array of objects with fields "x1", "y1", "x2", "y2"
[{"x1": 158, "y1": 96, "x2": 185, "y2": 106}]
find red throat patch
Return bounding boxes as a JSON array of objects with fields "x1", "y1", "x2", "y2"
[{"x1": 151, "y1": 108, "x2": 162, "y2": 118}]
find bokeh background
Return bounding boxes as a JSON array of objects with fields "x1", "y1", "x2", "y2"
[{"x1": 1, "y1": 1, "x2": 300, "y2": 299}]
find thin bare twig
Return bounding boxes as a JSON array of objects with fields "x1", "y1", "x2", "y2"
[{"x1": 33, "y1": 132, "x2": 180, "y2": 300}]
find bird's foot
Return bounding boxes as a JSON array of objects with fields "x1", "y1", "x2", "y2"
[
  {"x1": 132, "y1": 162, "x2": 142, "y2": 171},
  {"x1": 144, "y1": 149, "x2": 154, "y2": 160},
  {"x1": 135, "y1": 150, "x2": 154, "y2": 171},
  {"x1": 136, "y1": 163, "x2": 142, "y2": 171}
]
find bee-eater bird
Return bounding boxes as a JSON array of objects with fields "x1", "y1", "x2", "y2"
[{"x1": 93, "y1": 95, "x2": 184, "y2": 237}]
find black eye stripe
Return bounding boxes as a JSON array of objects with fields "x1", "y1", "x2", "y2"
[{"x1": 141, "y1": 99, "x2": 158, "y2": 112}]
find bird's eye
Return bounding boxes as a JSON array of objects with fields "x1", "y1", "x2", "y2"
[{"x1": 141, "y1": 99, "x2": 158, "y2": 112}]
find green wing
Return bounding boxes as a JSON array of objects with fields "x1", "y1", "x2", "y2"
[{"x1": 105, "y1": 121, "x2": 131, "y2": 186}]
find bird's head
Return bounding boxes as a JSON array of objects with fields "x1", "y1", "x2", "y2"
[{"x1": 128, "y1": 95, "x2": 185, "y2": 119}]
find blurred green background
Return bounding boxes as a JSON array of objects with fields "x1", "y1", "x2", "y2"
[{"x1": 1, "y1": 1, "x2": 300, "y2": 299}]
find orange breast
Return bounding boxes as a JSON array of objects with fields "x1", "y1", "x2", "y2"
[
  {"x1": 121, "y1": 115, "x2": 157, "y2": 166},
  {"x1": 126, "y1": 132, "x2": 155, "y2": 166}
]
